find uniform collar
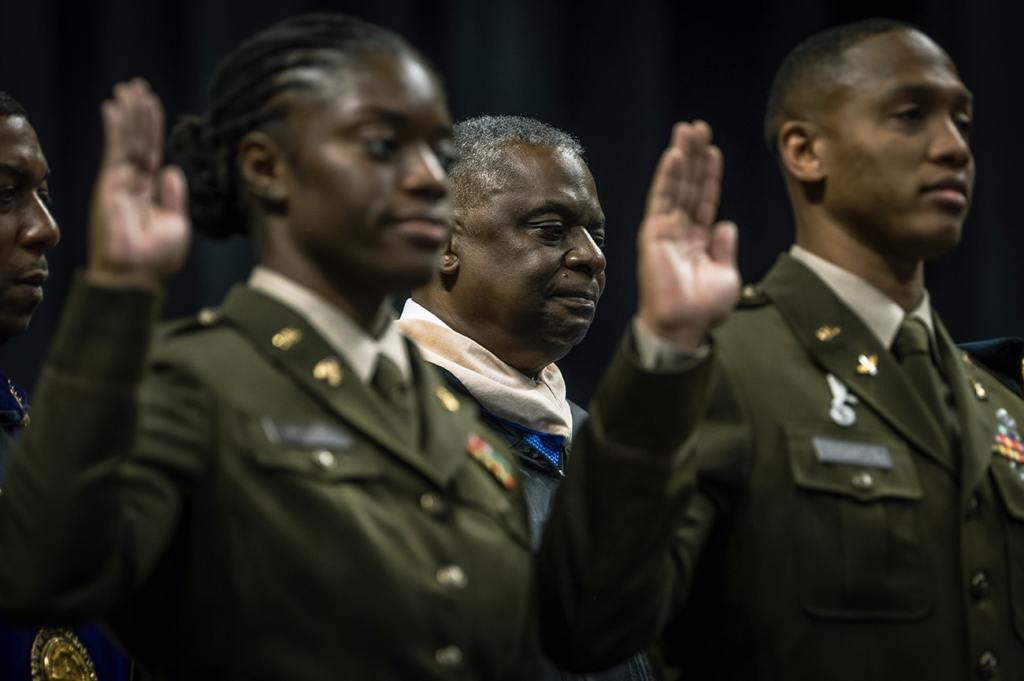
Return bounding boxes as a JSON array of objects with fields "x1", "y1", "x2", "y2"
[
  {"x1": 790, "y1": 245, "x2": 933, "y2": 349},
  {"x1": 248, "y1": 266, "x2": 409, "y2": 384}
]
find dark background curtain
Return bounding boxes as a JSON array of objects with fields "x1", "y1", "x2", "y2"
[{"x1": 0, "y1": 0, "x2": 1017, "y2": 405}]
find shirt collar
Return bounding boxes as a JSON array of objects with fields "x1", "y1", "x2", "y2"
[
  {"x1": 789, "y1": 245, "x2": 933, "y2": 349},
  {"x1": 248, "y1": 266, "x2": 409, "y2": 384}
]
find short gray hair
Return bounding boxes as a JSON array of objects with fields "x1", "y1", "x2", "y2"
[{"x1": 450, "y1": 115, "x2": 585, "y2": 209}]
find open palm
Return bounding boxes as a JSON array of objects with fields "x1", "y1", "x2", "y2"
[
  {"x1": 87, "y1": 79, "x2": 190, "y2": 289},
  {"x1": 637, "y1": 121, "x2": 740, "y2": 351}
]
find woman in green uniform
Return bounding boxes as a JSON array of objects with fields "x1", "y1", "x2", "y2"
[{"x1": 0, "y1": 12, "x2": 741, "y2": 680}]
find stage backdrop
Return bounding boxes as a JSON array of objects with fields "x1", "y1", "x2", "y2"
[{"x1": 1, "y1": 0, "x2": 1017, "y2": 405}]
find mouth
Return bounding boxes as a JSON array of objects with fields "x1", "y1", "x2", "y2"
[
  {"x1": 920, "y1": 177, "x2": 970, "y2": 211},
  {"x1": 15, "y1": 269, "x2": 48, "y2": 287},
  {"x1": 548, "y1": 288, "x2": 600, "y2": 313},
  {"x1": 384, "y1": 214, "x2": 450, "y2": 249}
]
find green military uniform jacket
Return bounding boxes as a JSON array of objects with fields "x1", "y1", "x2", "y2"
[
  {"x1": 0, "y1": 278, "x2": 710, "y2": 681},
  {"x1": 656, "y1": 254, "x2": 1024, "y2": 681}
]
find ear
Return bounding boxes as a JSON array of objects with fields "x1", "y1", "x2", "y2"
[
  {"x1": 237, "y1": 130, "x2": 289, "y2": 210},
  {"x1": 778, "y1": 120, "x2": 827, "y2": 183},
  {"x1": 440, "y1": 217, "x2": 464, "y2": 276}
]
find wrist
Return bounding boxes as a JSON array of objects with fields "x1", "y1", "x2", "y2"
[{"x1": 84, "y1": 267, "x2": 164, "y2": 292}]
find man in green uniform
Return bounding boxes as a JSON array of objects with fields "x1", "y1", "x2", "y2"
[
  {"x1": 651, "y1": 19, "x2": 1024, "y2": 681},
  {"x1": 0, "y1": 90, "x2": 134, "y2": 681}
]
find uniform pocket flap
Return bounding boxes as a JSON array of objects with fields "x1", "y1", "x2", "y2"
[
  {"x1": 992, "y1": 458, "x2": 1024, "y2": 522},
  {"x1": 249, "y1": 418, "x2": 384, "y2": 482},
  {"x1": 788, "y1": 428, "x2": 922, "y2": 502}
]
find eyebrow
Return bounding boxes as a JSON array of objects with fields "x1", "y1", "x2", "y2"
[
  {"x1": 884, "y1": 82, "x2": 974, "y2": 107},
  {"x1": 0, "y1": 161, "x2": 50, "y2": 181},
  {"x1": 351, "y1": 105, "x2": 453, "y2": 136}
]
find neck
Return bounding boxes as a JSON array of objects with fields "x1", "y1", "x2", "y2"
[
  {"x1": 795, "y1": 216, "x2": 925, "y2": 314},
  {"x1": 412, "y1": 289, "x2": 553, "y2": 377},
  {"x1": 263, "y1": 260, "x2": 391, "y2": 336}
]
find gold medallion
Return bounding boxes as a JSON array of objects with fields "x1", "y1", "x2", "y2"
[{"x1": 30, "y1": 628, "x2": 98, "y2": 681}]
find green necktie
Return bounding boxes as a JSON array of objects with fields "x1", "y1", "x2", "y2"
[
  {"x1": 371, "y1": 354, "x2": 417, "y2": 443},
  {"x1": 892, "y1": 318, "x2": 955, "y2": 448}
]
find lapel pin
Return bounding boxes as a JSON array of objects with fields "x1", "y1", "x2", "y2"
[
  {"x1": 197, "y1": 308, "x2": 220, "y2": 326},
  {"x1": 972, "y1": 380, "x2": 988, "y2": 401},
  {"x1": 272, "y1": 327, "x2": 303, "y2": 350},
  {"x1": 815, "y1": 325, "x2": 841, "y2": 342},
  {"x1": 826, "y1": 373, "x2": 859, "y2": 427},
  {"x1": 741, "y1": 285, "x2": 757, "y2": 300},
  {"x1": 435, "y1": 387, "x2": 460, "y2": 412},
  {"x1": 313, "y1": 357, "x2": 343, "y2": 387},
  {"x1": 856, "y1": 354, "x2": 878, "y2": 376}
]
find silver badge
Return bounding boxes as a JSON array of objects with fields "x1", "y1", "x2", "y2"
[{"x1": 827, "y1": 373, "x2": 859, "y2": 427}]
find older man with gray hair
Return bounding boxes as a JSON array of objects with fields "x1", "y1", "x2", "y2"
[{"x1": 397, "y1": 114, "x2": 653, "y2": 680}]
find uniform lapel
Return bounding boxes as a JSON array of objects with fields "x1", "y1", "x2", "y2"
[
  {"x1": 407, "y1": 340, "x2": 474, "y2": 487},
  {"x1": 935, "y1": 319, "x2": 998, "y2": 497},
  {"x1": 219, "y1": 286, "x2": 443, "y2": 484},
  {"x1": 760, "y1": 256, "x2": 955, "y2": 476}
]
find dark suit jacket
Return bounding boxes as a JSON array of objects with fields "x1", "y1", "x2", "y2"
[
  {"x1": 655, "y1": 255, "x2": 1024, "y2": 681},
  {"x1": 0, "y1": 279, "x2": 711, "y2": 680}
]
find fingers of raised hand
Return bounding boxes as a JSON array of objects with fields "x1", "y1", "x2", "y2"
[
  {"x1": 695, "y1": 144, "x2": 723, "y2": 228},
  {"x1": 103, "y1": 79, "x2": 164, "y2": 174}
]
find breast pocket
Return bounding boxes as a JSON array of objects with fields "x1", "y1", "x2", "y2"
[
  {"x1": 786, "y1": 427, "x2": 932, "y2": 620},
  {"x1": 990, "y1": 458, "x2": 1024, "y2": 641},
  {"x1": 245, "y1": 416, "x2": 385, "y2": 484}
]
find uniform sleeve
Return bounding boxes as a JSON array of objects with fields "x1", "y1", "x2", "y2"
[
  {"x1": 0, "y1": 277, "x2": 208, "y2": 621},
  {"x1": 535, "y1": 325, "x2": 715, "y2": 670}
]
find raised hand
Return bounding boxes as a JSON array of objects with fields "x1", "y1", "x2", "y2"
[
  {"x1": 86, "y1": 79, "x2": 190, "y2": 290},
  {"x1": 636, "y1": 121, "x2": 741, "y2": 351}
]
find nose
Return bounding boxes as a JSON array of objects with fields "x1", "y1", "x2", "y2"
[
  {"x1": 930, "y1": 116, "x2": 972, "y2": 169},
  {"x1": 401, "y1": 144, "x2": 448, "y2": 201},
  {"x1": 20, "y1": 195, "x2": 60, "y2": 254},
  {"x1": 563, "y1": 227, "x2": 606, "y2": 277}
]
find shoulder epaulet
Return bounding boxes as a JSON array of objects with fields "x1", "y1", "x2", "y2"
[
  {"x1": 158, "y1": 307, "x2": 224, "y2": 339},
  {"x1": 737, "y1": 284, "x2": 769, "y2": 309}
]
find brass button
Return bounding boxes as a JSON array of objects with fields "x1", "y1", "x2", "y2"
[
  {"x1": 436, "y1": 565, "x2": 468, "y2": 589},
  {"x1": 419, "y1": 493, "x2": 447, "y2": 517},
  {"x1": 970, "y1": 572, "x2": 991, "y2": 600},
  {"x1": 978, "y1": 651, "x2": 998, "y2": 678},
  {"x1": 434, "y1": 645, "x2": 463, "y2": 667},
  {"x1": 850, "y1": 472, "x2": 874, "y2": 491},
  {"x1": 312, "y1": 450, "x2": 336, "y2": 470}
]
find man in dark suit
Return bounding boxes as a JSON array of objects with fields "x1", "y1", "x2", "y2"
[
  {"x1": 0, "y1": 91, "x2": 133, "y2": 681},
  {"x1": 645, "y1": 19, "x2": 1024, "y2": 681},
  {"x1": 397, "y1": 114, "x2": 655, "y2": 680}
]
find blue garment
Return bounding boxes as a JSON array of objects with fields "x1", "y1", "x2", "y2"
[{"x1": 0, "y1": 373, "x2": 134, "y2": 681}]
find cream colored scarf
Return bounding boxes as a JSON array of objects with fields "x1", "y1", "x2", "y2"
[{"x1": 396, "y1": 299, "x2": 572, "y2": 438}]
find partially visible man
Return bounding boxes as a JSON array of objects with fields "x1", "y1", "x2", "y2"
[
  {"x1": 647, "y1": 19, "x2": 1024, "y2": 681},
  {"x1": 0, "y1": 91, "x2": 132, "y2": 681},
  {"x1": 398, "y1": 116, "x2": 652, "y2": 680}
]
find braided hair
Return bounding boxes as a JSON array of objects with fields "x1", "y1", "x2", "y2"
[{"x1": 169, "y1": 13, "x2": 428, "y2": 239}]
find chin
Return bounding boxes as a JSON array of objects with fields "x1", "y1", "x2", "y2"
[{"x1": 914, "y1": 221, "x2": 963, "y2": 261}]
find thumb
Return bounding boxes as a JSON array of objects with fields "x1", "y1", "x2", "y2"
[
  {"x1": 709, "y1": 220, "x2": 738, "y2": 266},
  {"x1": 158, "y1": 166, "x2": 188, "y2": 216}
]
